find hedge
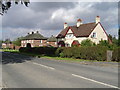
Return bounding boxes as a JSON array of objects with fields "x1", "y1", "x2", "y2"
[
  {"x1": 19, "y1": 46, "x2": 119, "y2": 62},
  {"x1": 19, "y1": 47, "x2": 58, "y2": 56},
  {"x1": 55, "y1": 46, "x2": 108, "y2": 61},
  {"x1": 112, "y1": 47, "x2": 120, "y2": 62}
]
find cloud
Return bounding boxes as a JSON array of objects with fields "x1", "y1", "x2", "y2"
[{"x1": 1, "y1": 2, "x2": 118, "y2": 40}]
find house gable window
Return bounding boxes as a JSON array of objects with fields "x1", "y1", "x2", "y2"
[
  {"x1": 91, "y1": 32, "x2": 97, "y2": 38},
  {"x1": 66, "y1": 33, "x2": 74, "y2": 38}
]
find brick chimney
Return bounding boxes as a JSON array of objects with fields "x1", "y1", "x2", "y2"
[
  {"x1": 77, "y1": 19, "x2": 82, "y2": 27},
  {"x1": 96, "y1": 16, "x2": 100, "y2": 24},
  {"x1": 64, "y1": 22, "x2": 68, "y2": 29}
]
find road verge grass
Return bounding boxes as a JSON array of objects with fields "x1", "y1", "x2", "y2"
[{"x1": 1, "y1": 49, "x2": 19, "y2": 53}]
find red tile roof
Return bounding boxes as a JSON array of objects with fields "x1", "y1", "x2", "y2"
[{"x1": 57, "y1": 22, "x2": 97, "y2": 38}]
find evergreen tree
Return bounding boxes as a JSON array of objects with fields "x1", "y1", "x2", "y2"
[{"x1": 12, "y1": 37, "x2": 24, "y2": 46}]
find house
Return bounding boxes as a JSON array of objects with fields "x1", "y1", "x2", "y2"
[
  {"x1": 46, "y1": 35, "x2": 57, "y2": 47},
  {"x1": 21, "y1": 31, "x2": 48, "y2": 47},
  {"x1": 2, "y1": 43, "x2": 14, "y2": 49},
  {"x1": 56, "y1": 16, "x2": 111, "y2": 47},
  {"x1": 2, "y1": 39, "x2": 14, "y2": 49}
]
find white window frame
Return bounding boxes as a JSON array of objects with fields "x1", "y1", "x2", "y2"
[{"x1": 40, "y1": 40, "x2": 43, "y2": 43}]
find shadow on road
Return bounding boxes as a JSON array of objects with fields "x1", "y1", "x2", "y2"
[{"x1": 2, "y1": 52, "x2": 34, "y2": 64}]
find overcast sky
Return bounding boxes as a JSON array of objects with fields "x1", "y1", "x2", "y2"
[{"x1": 0, "y1": 1, "x2": 119, "y2": 40}]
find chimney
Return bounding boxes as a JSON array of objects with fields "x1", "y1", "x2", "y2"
[
  {"x1": 77, "y1": 19, "x2": 82, "y2": 27},
  {"x1": 64, "y1": 22, "x2": 68, "y2": 29},
  {"x1": 96, "y1": 16, "x2": 100, "y2": 24}
]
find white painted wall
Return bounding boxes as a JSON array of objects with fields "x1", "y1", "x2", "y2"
[
  {"x1": 64, "y1": 29, "x2": 87, "y2": 46},
  {"x1": 88, "y1": 23, "x2": 108, "y2": 44}
]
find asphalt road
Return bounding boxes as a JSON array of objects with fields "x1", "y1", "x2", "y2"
[{"x1": 1, "y1": 52, "x2": 119, "y2": 88}]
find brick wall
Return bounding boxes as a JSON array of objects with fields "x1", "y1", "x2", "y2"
[
  {"x1": 21, "y1": 40, "x2": 47, "y2": 47},
  {"x1": 47, "y1": 42, "x2": 57, "y2": 47}
]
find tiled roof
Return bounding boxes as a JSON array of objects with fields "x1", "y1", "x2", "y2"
[
  {"x1": 23, "y1": 33, "x2": 47, "y2": 40},
  {"x1": 57, "y1": 22, "x2": 97, "y2": 38},
  {"x1": 47, "y1": 35, "x2": 57, "y2": 42}
]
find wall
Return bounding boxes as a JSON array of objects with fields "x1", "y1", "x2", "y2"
[
  {"x1": 47, "y1": 42, "x2": 57, "y2": 47},
  {"x1": 89, "y1": 23, "x2": 108, "y2": 44},
  {"x1": 21, "y1": 40, "x2": 47, "y2": 47},
  {"x1": 63, "y1": 29, "x2": 87, "y2": 47}
]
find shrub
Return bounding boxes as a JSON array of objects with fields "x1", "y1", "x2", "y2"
[
  {"x1": 56, "y1": 46, "x2": 107, "y2": 61},
  {"x1": 55, "y1": 47, "x2": 65, "y2": 56},
  {"x1": 19, "y1": 47, "x2": 58, "y2": 56},
  {"x1": 112, "y1": 47, "x2": 120, "y2": 62},
  {"x1": 81, "y1": 39, "x2": 95, "y2": 46}
]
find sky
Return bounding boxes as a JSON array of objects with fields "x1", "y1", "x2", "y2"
[{"x1": 0, "y1": 0, "x2": 119, "y2": 41}]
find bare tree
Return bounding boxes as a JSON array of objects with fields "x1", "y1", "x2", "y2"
[{"x1": 0, "y1": 0, "x2": 30, "y2": 15}]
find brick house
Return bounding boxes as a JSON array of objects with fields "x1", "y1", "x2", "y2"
[
  {"x1": 2, "y1": 39, "x2": 15, "y2": 49},
  {"x1": 56, "y1": 16, "x2": 112, "y2": 47},
  {"x1": 47, "y1": 35, "x2": 57, "y2": 47},
  {"x1": 2, "y1": 43, "x2": 14, "y2": 49},
  {"x1": 21, "y1": 31, "x2": 48, "y2": 47}
]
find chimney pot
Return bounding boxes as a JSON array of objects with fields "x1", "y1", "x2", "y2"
[
  {"x1": 36, "y1": 31, "x2": 39, "y2": 33},
  {"x1": 32, "y1": 32, "x2": 34, "y2": 34}
]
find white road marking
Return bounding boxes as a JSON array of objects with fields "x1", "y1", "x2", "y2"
[
  {"x1": 72, "y1": 74, "x2": 120, "y2": 89},
  {"x1": 32, "y1": 62, "x2": 55, "y2": 70}
]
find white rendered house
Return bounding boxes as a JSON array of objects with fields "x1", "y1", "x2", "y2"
[{"x1": 56, "y1": 16, "x2": 111, "y2": 47}]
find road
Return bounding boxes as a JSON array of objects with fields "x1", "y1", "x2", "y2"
[{"x1": 1, "y1": 52, "x2": 119, "y2": 88}]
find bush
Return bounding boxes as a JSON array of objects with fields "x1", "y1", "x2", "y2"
[
  {"x1": 81, "y1": 39, "x2": 95, "y2": 46},
  {"x1": 56, "y1": 46, "x2": 108, "y2": 61},
  {"x1": 112, "y1": 47, "x2": 120, "y2": 62},
  {"x1": 19, "y1": 47, "x2": 58, "y2": 56}
]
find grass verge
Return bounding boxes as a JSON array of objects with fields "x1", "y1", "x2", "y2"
[{"x1": 1, "y1": 49, "x2": 19, "y2": 53}]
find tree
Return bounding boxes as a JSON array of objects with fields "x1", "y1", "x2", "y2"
[
  {"x1": 12, "y1": 37, "x2": 24, "y2": 46},
  {"x1": 98, "y1": 40, "x2": 109, "y2": 46},
  {"x1": 118, "y1": 28, "x2": 120, "y2": 46},
  {"x1": 3, "y1": 38, "x2": 12, "y2": 44},
  {"x1": 0, "y1": 0, "x2": 30, "y2": 15},
  {"x1": 108, "y1": 34, "x2": 112, "y2": 41},
  {"x1": 112, "y1": 36, "x2": 118, "y2": 46},
  {"x1": 0, "y1": 40, "x2": 2, "y2": 48},
  {"x1": 81, "y1": 39, "x2": 95, "y2": 46}
]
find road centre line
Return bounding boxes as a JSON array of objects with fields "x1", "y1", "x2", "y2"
[
  {"x1": 32, "y1": 62, "x2": 55, "y2": 70},
  {"x1": 72, "y1": 74, "x2": 120, "y2": 89}
]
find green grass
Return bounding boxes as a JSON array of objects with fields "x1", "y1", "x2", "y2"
[
  {"x1": 41, "y1": 56, "x2": 99, "y2": 62},
  {"x1": 1, "y1": 49, "x2": 19, "y2": 53}
]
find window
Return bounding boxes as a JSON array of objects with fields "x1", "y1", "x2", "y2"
[
  {"x1": 40, "y1": 40, "x2": 43, "y2": 43},
  {"x1": 66, "y1": 34, "x2": 73, "y2": 38},
  {"x1": 92, "y1": 32, "x2": 96, "y2": 38}
]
